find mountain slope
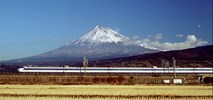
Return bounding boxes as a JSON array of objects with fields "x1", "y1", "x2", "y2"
[{"x1": 88, "y1": 45, "x2": 213, "y2": 68}]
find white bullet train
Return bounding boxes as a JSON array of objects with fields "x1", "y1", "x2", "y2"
[{"x1": 18, "y1": 66, "x2": 213, "y2": 74}]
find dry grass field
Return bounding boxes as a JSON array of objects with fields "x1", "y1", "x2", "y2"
[
  {"x1": 0, "y1": 97, "x2": 211, "y2": 100},
  {"x1": 0, "y1": 85, "x2": 212, "y2": 100}
]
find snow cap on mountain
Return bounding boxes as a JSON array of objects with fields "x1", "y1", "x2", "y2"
[
  {"x1": 73, "y1": 25, "x2": 127, "y2": 44},
  {"x1": 69, "y1": 25, "x2": 161, "y2": 51}
]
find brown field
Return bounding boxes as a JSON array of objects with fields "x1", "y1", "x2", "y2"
[
  {"x1": 0, "y1": 73, "x2": 212, "y2": 100},
  {"x1": 0, "y1": 85, "x2": 212, "y2": 100}
]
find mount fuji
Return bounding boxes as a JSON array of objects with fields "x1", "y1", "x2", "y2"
[{"x1": 5, "y1": 25, "x2": 161, "y2": 65}]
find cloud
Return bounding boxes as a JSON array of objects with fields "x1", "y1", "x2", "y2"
[
  {"x1": 176, "y1": 34, "x2": 184, "y2": 37},
  {"x1": 115, "y1": 28, "x2": 120, "y2": 32},
  {"x1": 122, "y1": 37, "x2": 141, "y2": 46},
  {"x1": 147, "y1": 34, "x2": 152, "y2": 38},
  {"x1": 132, "y1": 36, "x2": 140, "y2": 39},
  {"x1": 144, "y1": 35, "x2": 208, "y2": 50},
  {"x1": 186, "y1": 35, "x2": 197, "y2": 43},
  {"x1": 122, "y1": 33, "x2": 207, "y2": 51},
  {"x1": 53, "y1": 38, "x2": 58, "y2": 41},
  {"x1": 141, "y1": 38, "x2": 151, "y2": 43},
  {"x1": 197, "y1": 24, "x2": 201, "y2": 28},
  {"x1": 155, "y1": 33, "x2": 163, "y2": 41}
]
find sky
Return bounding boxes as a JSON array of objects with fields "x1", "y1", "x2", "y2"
[{"x1": 0, "y1": 0, "x2": 212, "y2": 61}]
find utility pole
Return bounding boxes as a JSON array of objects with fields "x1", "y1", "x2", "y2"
[
  {"x1": 122, "y1": 62, "x2": 124, "y2": 67},
  {"x1": 161, "y1": 59, "x2": 169, "y2": 74},
  {"x1": 161, "y1": 59, "x2": 165, "y2": 73},
  {"x1": 83, "y1": 56, "x2": 88, "y2": 67},
  {"x1": 83, "y1": 56, "x2": 88, "y2": 73},
  {"x1": 173, "y1": 57, "x2": 176, "y2": 79}
]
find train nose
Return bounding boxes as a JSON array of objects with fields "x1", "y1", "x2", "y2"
[{"x1": 18, "y1": 68, "x2": 24, "y2": 72}]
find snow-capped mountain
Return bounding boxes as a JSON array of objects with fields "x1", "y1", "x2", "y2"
[
  {"x1": 35, "y1": 25, "x2": 159, "y2": 58},
  {"x1": 72, "y1": 25, "x2": 127, "y2": 44},
  {"x1": 7, "y1": 25, "x2": 161, "y2": 64},
  {"x1": 69, "y1": 25, "x2": 159, "y2": 50}
]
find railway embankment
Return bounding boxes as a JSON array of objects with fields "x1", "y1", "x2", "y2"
[{"x1": 0, "y1": 73, "x2": 212, "y2": 85}]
